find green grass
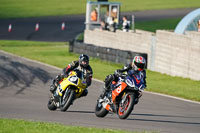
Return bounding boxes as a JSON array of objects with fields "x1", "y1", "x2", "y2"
[
  {"x1": 0, "y1": 0, "x2": 200, "y2": 18},
  {"x1": 80, "y1": 17, "x2": 181, "y2": 40},
  {"x1": 0, "y1": 118, "x2": 151, "y2": 133},
  {"x1": 0, "y1": 40, "x2": 122, "y2": 80},
  {"x1": 117, "y1": 18, "x2": 181, "y2": 33},
  {"x1": 147, "y1": 71, "x2": 200, "y2": 101},
  {"x1": 117, "y1": 0, "x2": 200, "y2": 11},
  {"x1": 135, "y1": 18, "x2": 182, "y2": 32},
  {"x1": 0, "y1": 40, "x2": 200, "y2": 102}
]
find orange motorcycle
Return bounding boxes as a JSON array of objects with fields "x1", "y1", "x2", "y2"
[{"x1": 95, "y1": 70, "x2": 145, "y2": 119}]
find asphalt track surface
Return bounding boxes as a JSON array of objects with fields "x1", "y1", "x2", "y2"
[
  {"x1": 0, "y1": 8, "x2": 196, "y2": 42},
  {"x1": 0, "y1": 50, "x2": 200, "y2": 133}
]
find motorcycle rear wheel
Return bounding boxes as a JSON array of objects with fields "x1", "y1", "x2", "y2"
[
  {"x1": 47, "y1": 96, "x2": 57, "y2": 111},
  {"x1": 95, "y1": 99, "x2": 109, "y2": 117},
  {"x1": 117, "y1": 92, "x2": 135, "y2": 119},
  {"x1": 60, "y1": 89, "x2": 75, "y2": 112}
]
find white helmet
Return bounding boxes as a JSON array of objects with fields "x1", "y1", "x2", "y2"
[{"x1": 132, "y1": 56, "x2": 146, "y2": 71}]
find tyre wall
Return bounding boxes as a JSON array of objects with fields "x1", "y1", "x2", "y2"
[{"x1": 69, "y1": 41, "x2": 147, "y2": 67}]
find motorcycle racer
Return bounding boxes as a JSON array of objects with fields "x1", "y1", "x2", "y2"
[
  {"x1": 50, "y1": 54, "x2": 93, "y2": 97},
  {"x1": 102, "y1": 55, "x2": 147, "y2": 104}
]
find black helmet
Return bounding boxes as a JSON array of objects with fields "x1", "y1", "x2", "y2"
[{"x1": 79, "y1": 54, "x2": 89, "y2": 68}]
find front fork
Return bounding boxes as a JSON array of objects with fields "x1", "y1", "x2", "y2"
[{"x1": 121, "y1": 93, "x2": 129, "y2": 105}]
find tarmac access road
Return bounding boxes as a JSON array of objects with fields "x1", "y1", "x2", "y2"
[
  {"x1": 0, "y1": 8, "x2": 196, "y2": 42},
  {"x1": 0, "y1": 50, "x2": 200, "y2": 133}
]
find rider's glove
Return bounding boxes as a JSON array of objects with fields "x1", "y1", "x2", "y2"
[
  {"x1": 56, "y1": 74, "x2": 65, "y2": 81},
  {"x1": 55, "y1": 75, "x2": 60, "y2": 80}
]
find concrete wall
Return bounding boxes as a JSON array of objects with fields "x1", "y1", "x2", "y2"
[
  {"x1": 84, "y1": 29, "x2": 200, "y2": 80},
  {"x1": 155, "y1": 30, "x2": 200, "y2": 80},
  {"x1": 84, "y1": 29, "x2": 154, "y2": 69}
]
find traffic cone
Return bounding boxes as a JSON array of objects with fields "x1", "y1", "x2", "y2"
[
  {"x1": 35, "y1": 22, "x2": 39, "y2": 31},
  {"x1": 8, "y1": 24, "x2": 12, "y2": 32},
  {"x1": 61, "y1": 22, "x2": 65, "y2": 30}
]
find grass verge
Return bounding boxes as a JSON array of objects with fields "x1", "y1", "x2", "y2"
[
  {"x1": 0, "y1": 0, "x2": 200, "y2": 18},
  {"x1": 0, "y1": 118, "x2": 151, "y2": 133},
  {"x1": 135, "y1": 18, "x2": 182, "y2": 32},
  {"x1": 116, "y1": 18, "x2": 181, "y2": 33},
  {"x1": 0, "y1": 40, "x2": 200, "y2": 102}
]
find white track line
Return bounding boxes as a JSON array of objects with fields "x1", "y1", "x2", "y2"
[{"x1": 1, "y1": 50, "x2": 200, "y2": 105}]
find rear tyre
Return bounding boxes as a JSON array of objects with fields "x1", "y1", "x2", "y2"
[
  {"x1": 118, "y1": 92, "x2": 135, "y2": 119},
  {"x1": 95, "y1": 99, "x2": 109, "y2": 117},
  {"x1": 47, "y1": 96, "x2": 57, "y2": 111},
  {"x1": 60, "y1": 89, "x2": 75, "y2": 112}
]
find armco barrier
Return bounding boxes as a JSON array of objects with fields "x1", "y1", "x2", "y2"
[{"x1": 69, "y1": 40, "x2": 148, "y2": 67}]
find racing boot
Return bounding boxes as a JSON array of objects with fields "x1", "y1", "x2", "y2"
[
  {"x1": 50, "y1": 74, "x2": 64, "y2": 93},
  {"x1": 100, "y1": 86, "x2": 110, "y2": 98},
  {"x1": 100, "y1": 74, "x2": 116, "y2": 98}
]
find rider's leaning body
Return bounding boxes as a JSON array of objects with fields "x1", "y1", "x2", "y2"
[
  {"x1": 103, "y1": 55, "x2": 147, "y2": 104},
  {"x1": 50, "y1": 54, "x2": 93, "y2": 97}
]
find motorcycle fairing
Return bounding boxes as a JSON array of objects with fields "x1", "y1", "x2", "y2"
[
  {"x1": 112, "y1": 82, "x2": 127, "y2": 102},
  {"x1": 56, "y1": 71, "x2": 87, "y2": 97},
  {"x1": 127, "y1": 70, "x2": 145, "y2": 91},
  {"x1": 57, "y1": 78, "x2": 73, "y2": 96}
]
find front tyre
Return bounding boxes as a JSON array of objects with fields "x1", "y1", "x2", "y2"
[
  {"x1": 118, "y1": 92, "x2": 135, "y2": 119},
  {"x1": 60, "y1": 89, "x2": 75, "y2": 112},
  {"x1": 47, "y1": 96, "x2": 57, "y2": 111},
  {"x1": 95, "y1": 99, "x2": 109, "y2": 117}
]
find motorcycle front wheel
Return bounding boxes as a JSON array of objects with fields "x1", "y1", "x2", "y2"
[
  {"x1": 60, "y1": 89, "x2": 75, "y2": 112},
  {"x1": 117, "y1": 92, "x2": 135, "y2": 119},
  {"x1": 95, "y1": 99, "x2": 109, "y2": 118}
]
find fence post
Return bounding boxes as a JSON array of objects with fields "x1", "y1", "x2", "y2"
[
  {"x1": 150, "y1": 35, "x2": 156, "y2": 71},
  {"x1": 131, "y1": 15, "x2": 135, "y2": 32}
]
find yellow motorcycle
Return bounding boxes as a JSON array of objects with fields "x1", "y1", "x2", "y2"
[{"x1": 47, "y1": 69, "x2": 87, "y2": 111}]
